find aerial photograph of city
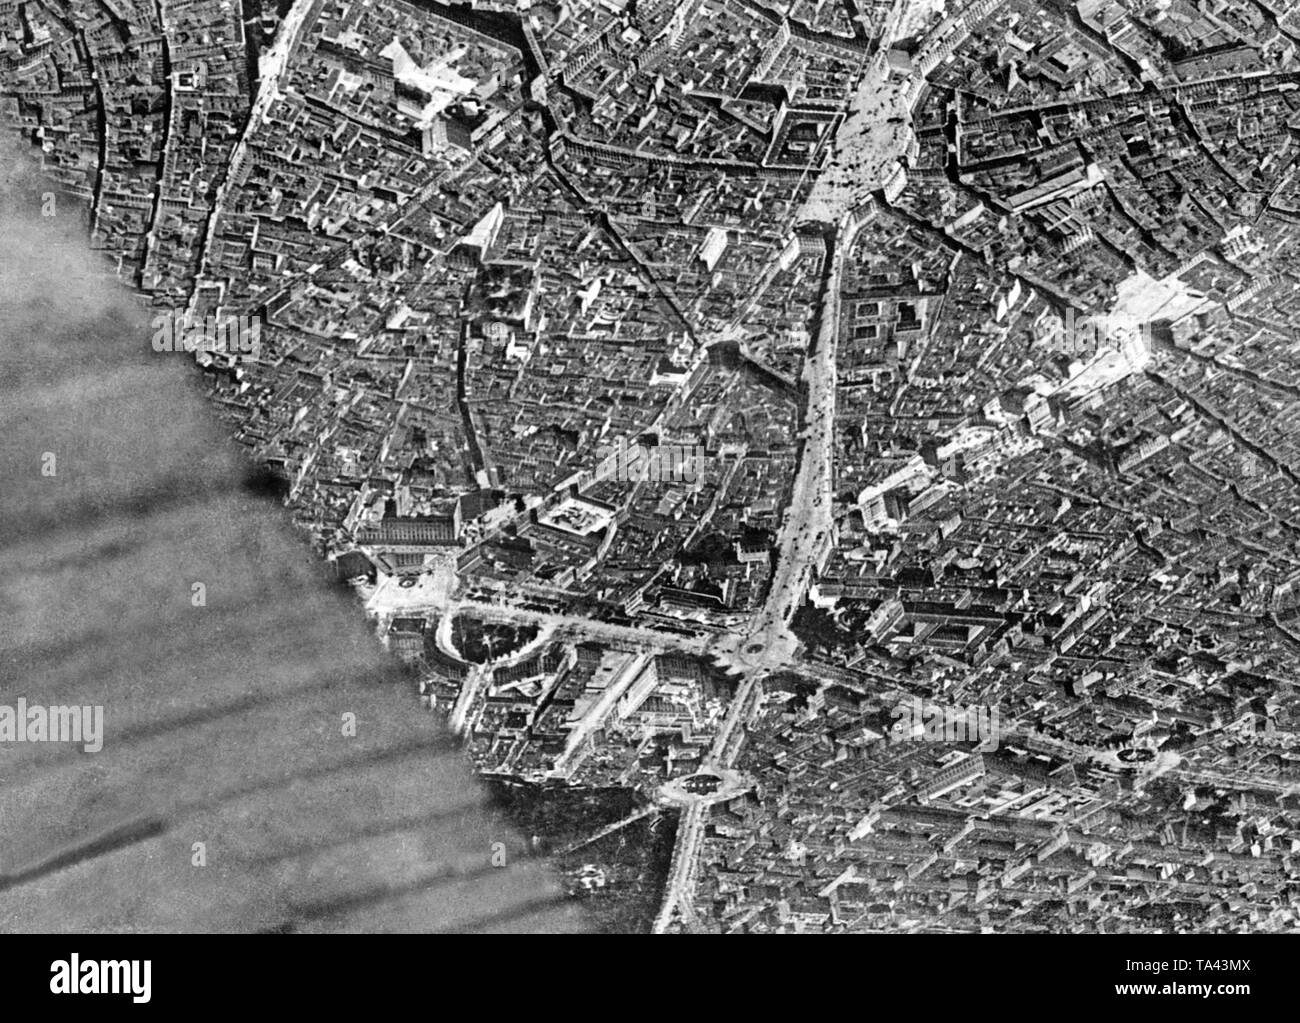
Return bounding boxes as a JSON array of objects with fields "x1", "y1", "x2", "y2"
[{"x1": 1, "y1": 0, "x2": 1299, "y2": 967}]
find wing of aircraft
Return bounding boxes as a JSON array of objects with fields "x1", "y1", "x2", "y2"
[{"x1": 0, "y1": 143, "x2": 584, "y2": 933}]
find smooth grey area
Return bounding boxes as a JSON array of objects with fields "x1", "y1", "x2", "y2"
[{"x1": 0, "y1": 143, "x2": 584, "y2": 933}]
